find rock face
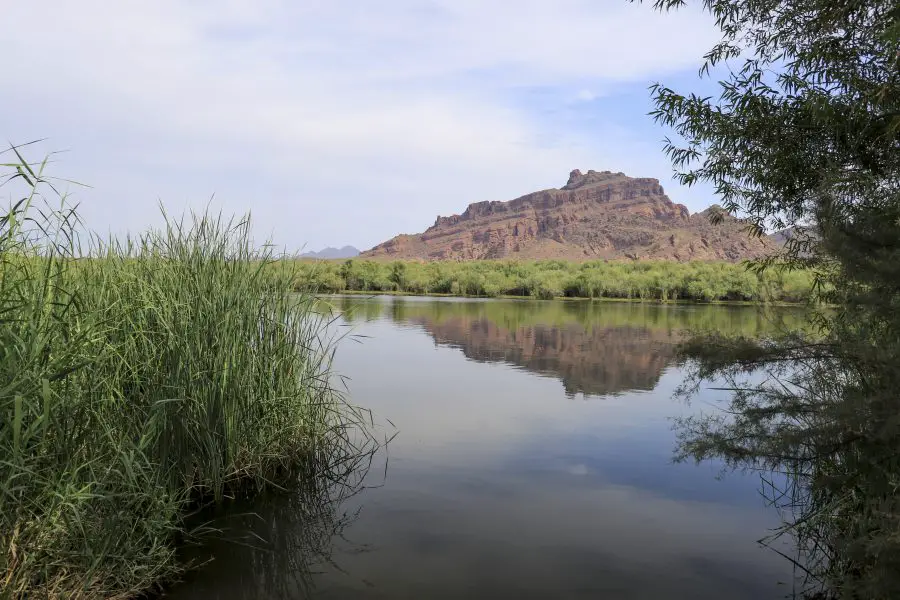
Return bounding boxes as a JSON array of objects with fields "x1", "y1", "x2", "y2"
[{"x1": 362, "y1": 170, "x2": 777, "y2": 261}]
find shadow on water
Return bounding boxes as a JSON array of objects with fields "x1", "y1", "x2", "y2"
[
  {"x1": 164, "y1": 409, "x2": 389, "y2": 600},
  {"x1": 672, "y1": 327, "x2": 900, "y2": 599}
]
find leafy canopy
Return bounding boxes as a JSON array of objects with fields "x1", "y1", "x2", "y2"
[
  {"x1": 644, "y1": 0, "x2": 900, "y2": 597},
  {"x1": 646, "y1": 0, "x2": 898, "y2": 278}
]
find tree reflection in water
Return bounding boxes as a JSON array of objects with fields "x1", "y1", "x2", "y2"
[{"x1": 170, "y1": 407, "x2": 387, "y2": 600}]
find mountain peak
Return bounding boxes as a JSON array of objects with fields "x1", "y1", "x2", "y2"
[
  {"x1": 300, "y1": 245, "x2": 360, "y2": 259},
  {"x1": 566, "y1": 169, "x2": 584, "y2": 186},
  {"x1": 362, "y1": 169, "x2": 776, "y2": 262},
  {"x1": 562, "y1": 169, "x2": 630, "y2": 190}
]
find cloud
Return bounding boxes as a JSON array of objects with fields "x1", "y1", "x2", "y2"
[{"x1": 1, "y1": 0, "x2": 721, "y2": 250}]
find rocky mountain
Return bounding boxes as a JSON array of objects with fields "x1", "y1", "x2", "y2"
[
  {"x1": 301, "y1": 245, "x2": 360, "y2": 259},
  {"x1": 362, "y1": 169, "x2": 779, "y2": 262}
]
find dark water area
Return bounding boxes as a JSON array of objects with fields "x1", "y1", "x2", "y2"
[{"x1": 166, "y1": 297, "x2": 806, "y2": 600}]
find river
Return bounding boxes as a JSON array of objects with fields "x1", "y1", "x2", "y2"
[{"x1": 167, "y1": 296, "x2": 805, "y2": 599}]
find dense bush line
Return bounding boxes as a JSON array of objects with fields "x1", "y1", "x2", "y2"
[{"x1": 291, "y1": 258, "x2": 819, "y2": 303}]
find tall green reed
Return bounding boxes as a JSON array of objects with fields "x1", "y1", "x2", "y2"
[{"x1": 0, "y1": 144, "x2": 372, "y2": 599}]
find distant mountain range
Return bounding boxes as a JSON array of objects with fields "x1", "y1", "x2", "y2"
[
  {"x1": 300, "y1": 245, "x2": 360, "y2": 259},
  {"x1": 361, "y1": 169, "x2": 784, "y2": 262}
]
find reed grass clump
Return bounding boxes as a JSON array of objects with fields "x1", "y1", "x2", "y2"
[{"x1": 0, "y1": 147, "x2": 361, "y2": 598}]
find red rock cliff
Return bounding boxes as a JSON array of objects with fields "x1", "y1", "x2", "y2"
[{"x1": 362, "y1": 169, "x2": 776, "y2": 261}]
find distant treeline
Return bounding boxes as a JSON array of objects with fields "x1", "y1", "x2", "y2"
[{"x1": 289, "y1": 259, "x2": 820, "y2": 303}]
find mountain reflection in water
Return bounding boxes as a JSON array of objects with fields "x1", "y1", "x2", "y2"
[
  {"x1": 167, "y1": 296, "x2": 808, "y2": 600},
  {"x1": 337, "y1": 295, "x2": 804, "y2": 398}
]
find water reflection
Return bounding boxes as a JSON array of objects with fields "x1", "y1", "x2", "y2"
[
  {"x1": 335, "y1": 296, "x2": 805, "y2": 398},
  {"x1": 409, "y1": 315, "x2": 674, "y2": 396},
  {"x1": 166, "y1": 436, "x2": 380, "y2": 600},
  {"x1": 169, "y1": 296, "x2": 806, "y2": 599}
]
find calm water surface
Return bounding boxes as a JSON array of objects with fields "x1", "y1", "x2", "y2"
[{"x1": 168, "y1": 297, "x2": 804, "y2": 600}]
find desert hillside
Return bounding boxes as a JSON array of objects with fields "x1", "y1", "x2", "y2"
[{"x1": 362, "y1": 169, "x2": 778, "y2": 261}]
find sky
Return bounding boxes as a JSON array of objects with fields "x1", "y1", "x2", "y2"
[{"x1": 1, "y1": 1, "x2": 725, "y2": 253}]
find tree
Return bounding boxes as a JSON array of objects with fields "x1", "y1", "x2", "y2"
[
  {"x1": 389, "y1": 261, "x2": 407, "y2": 291},
  {"x1": 644, "y1": 0, "x2": 900, "y2": 597}
]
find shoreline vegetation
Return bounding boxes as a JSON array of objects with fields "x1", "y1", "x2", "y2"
[
  {"x1": 0, "y1": 150, "x2": 374, "y2": 599},
  {"x1": 326, "y1": 288, "x2": 809, "y2": 307},
  {"x1": 291, "y1": 258, "x2": 821, "y2": 304}
]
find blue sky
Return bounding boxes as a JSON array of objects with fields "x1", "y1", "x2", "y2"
[{"x1": 2, "y1": 0, "x2": 725, "y2": 253}]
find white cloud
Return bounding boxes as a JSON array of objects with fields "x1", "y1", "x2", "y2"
[{"x1": 1, "y1": 0, "x2": 721, "y2": 250}]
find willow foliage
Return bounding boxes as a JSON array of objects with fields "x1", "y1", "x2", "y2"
[{"x1": 644, "y1": 0, "x2": 900, "y2": 597}]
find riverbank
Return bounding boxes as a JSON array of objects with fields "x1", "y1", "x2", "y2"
[
  {"x1": 326, "y1": 289, "x2": 810, "y2": 307},
  {"x1": 291, "y1": 258, "x2": 820, "y2": 304}
]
